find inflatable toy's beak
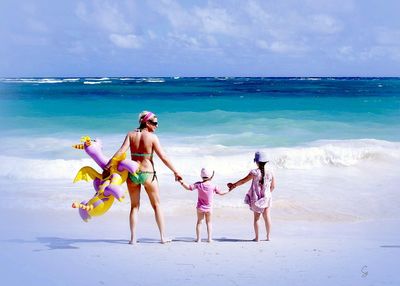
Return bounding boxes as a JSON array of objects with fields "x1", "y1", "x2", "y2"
[{"x1": 72, "y1": 143, "x2": 85, "y2": 149}]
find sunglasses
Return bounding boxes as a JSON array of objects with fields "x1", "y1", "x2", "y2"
[{"x1": 148, "y1": 120, "x2": 158, "y2": 126}]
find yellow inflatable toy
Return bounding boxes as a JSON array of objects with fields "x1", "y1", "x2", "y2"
[{"x1": 72, "y1": 136, "x2": 139, "y2": 221}]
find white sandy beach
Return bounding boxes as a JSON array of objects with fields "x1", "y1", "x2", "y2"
[
  {"x1": 1, "y1": 205, "x2": 399, "y2": 286},
  {"x1": 1, "y1": 158, "x2": 400, "y2": 285},
  {"x1": 2, "y1": 0, "x2": 400, "y2": 283}
]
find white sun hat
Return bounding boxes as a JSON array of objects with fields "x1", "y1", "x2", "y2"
[{"x1": 200, "y1": 168, "x2": 214, "y2": 179}]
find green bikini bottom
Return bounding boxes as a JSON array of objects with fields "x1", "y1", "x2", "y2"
[{"x1": 128, "y1": 171, "x2": 156, "y2": 185}]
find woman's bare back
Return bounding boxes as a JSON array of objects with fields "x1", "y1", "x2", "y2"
[{"x1": 129, "y1": 130, "x2": 155, "y2": 171}]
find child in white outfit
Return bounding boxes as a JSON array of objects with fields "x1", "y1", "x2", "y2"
[{"x1": 227, "y1": 151, "x2": 276, "y2": 241}]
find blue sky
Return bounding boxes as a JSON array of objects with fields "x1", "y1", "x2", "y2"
[{"x1": 1, "y1": 0, "x2": 399, "y2": 77}]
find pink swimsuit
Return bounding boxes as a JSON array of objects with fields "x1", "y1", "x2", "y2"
[{"x1": 189, "y1": 182, "x2": 221, "y2": 213}]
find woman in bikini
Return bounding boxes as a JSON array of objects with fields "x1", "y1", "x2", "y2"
[{"x1": 104, "y1": 111, "x2": 182, "y2": 244}]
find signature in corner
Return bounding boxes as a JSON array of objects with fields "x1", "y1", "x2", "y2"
[{"x1": 361, "y1": 265, "x2": 368, "y2": 278}]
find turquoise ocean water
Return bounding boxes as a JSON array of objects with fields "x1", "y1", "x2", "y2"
[{"x1": 1, "y1": 77, "x2": 399, "y2": 221}]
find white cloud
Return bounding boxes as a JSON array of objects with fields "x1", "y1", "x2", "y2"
[
  {"x1": 11, "y1": 34, "x2": 49, "y2": 46},
  {"x1": 75, "y1": 2, "x2": 87, "y2": 18},
  {"x1": 67, "y1": 41, "x2": 86, "y2": 55},
  {"x1": 153, "y1": 0, "x2": 196, "y2": 30},
  {"x1": 375, "y1": 27, "x2": 400, "y2": 45},
  {"x1": 256, "y1": 40, "x2": 308, "y2": 54},
  {"x1": 361, "y1": 46, "x2": 400, "y2": 62},
  {"x1": 309, "y1": 14, "x2": 343, "y2": 34},
  {"x1": 26, "y1": 18, "x2": 49, "y2": 33},
  {"x1": 19, "y1": 3, "x2": 50, "y2": 33},
  {"x1": 245, "y1": 0, "x2": 272, "y2": 24},
  {"x1": 76, "y1": 1, "x2": 143, "y2": 49},
  {"x1": 304, "y1": 0, "x2": 355, "y2": 13},
  {"x1": 256, "y1": 40, "x2": 269, "y2": 49},
  {"x1": 167, "y1": 32, "x2": 222, "y2": 52},
  {"x1": 147, "y1": 30, "x2": 157, "y2": 40},
  {"x1": 168, "y1": 33, "x2": 200, "y2": 49},
  {"x1": 151, "y1": 1, "x2": 228, "y2": 50},
  {"x1": 109, "y1": 34, "x2": 142, "y2": 49},
  {"x1": 194, "y1": 6, "x2": 239, "y2": 36},
  {"x1": 339, "y1": 27, "x2": 400, "y2": 62},
  {"x1": 76, "y1": 1, "x2": 133, "y2": 34},
  {"x1": 70, "y1": 1, "x2": 399, "y2": 64},
  {"x1": 205, "y1": 35, "x2": 219, "y2": 47},
  {"x1": 338, "y1": 46, "x2": 353, "y2": 55},
  {"x1": 269, "y1": 41, "x2": 289, "y2": 53},
  {"x1": 154, "y1": 1, "x2": 246, "y2": 39},
  {"x1": 335, "y1": 45, "x2": 356, "y2": 61}
]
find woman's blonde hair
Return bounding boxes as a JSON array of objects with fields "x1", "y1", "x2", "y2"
[{"x1": 138, "y1": 111, "x2": 156, "y2": 129}]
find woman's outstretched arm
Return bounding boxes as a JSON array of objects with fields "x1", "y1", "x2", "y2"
[{"x1": 227, "y1": 173, "x2": 253, "y2": 191}]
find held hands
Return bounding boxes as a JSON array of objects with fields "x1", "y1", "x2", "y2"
[
  {"x1": 227, "y1": 182, "x2": 236, "y2": 191},
  {"x1": 174, "y1": 172, "x2": 183, "y2": 182}
]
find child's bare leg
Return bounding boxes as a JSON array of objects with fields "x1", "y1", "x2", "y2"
[
  {"x1": 205, "y1": 212, "x2": 213, "y2": 242},
  {"x1": 253, "y1": 212, "x2": 261, "y2": 241},
  {"x1": 262, "y1": 207, "x2": 271, "y2": 241},
  {"x1": 196, "y1": 209, "x2": 205, "y2": 242}
]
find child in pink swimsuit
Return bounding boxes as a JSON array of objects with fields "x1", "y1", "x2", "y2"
[
  {"x1": 179, "y1": 168, "x2": 227, "y2": 242},
  {"x1": 227, "y1": 151, "x2": 276, "y2": 241}
]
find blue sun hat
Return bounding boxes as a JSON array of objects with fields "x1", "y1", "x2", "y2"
[{"x1": 254, "y1": 151, "x2": 269, "y2": 163}]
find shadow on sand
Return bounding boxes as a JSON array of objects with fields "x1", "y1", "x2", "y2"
[
  {"x1": 214, "y1": 237, "x2": 255, "y2": 242},
  {"x1": 137, "y1": 237, "x2": 255, "y2": 243},
  {"x1": 5, "y1": 237, "x2": 128, "y2": 250},
  {"x1": 5, "y1": 235, "x2": 257, "y2": 250},
  {"x1": 172, "y1": 237, "x2": 255, "y2": 243}
]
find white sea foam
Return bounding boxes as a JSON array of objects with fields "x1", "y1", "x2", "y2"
[
  {"x1": 1, "y1": 78, "x2": 64, "y2": 84},
  {"x1": 62, "y1": 78, "x2": 80, "y2": 82},
  {"x1": 272, "y1": 139, "x2": 400, "y2": 169},
  {"x1": 83, "y1": 81, "x2": 102, "y2": 85},
  {"x1": 296, "y1": 77, "x2": 322, "y2": 81},
  {"x1": 2, "y1": 164, "x2": 399, "y2": 221},
  {"x1": 39, "y1": 79, "x2": 64, "y2": 84},
  {"x1": 0, "y1": 156, "x2": 97, "y2": 180},
  {"x1": 1, "y1": 138, "x2": 399, "y2": 180},
  {"x1": 143, "y1": 78, "x2": 165, "y2": 83},
  {"x1": 1, "y1": 78, "x2": 36, "y2": 83},
  {"x1": 84, "y1": 77, "x2": 110, "y2": 81},
  {"x1": 1, "y1": 138, "x2": 399, "y2": 221}
]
